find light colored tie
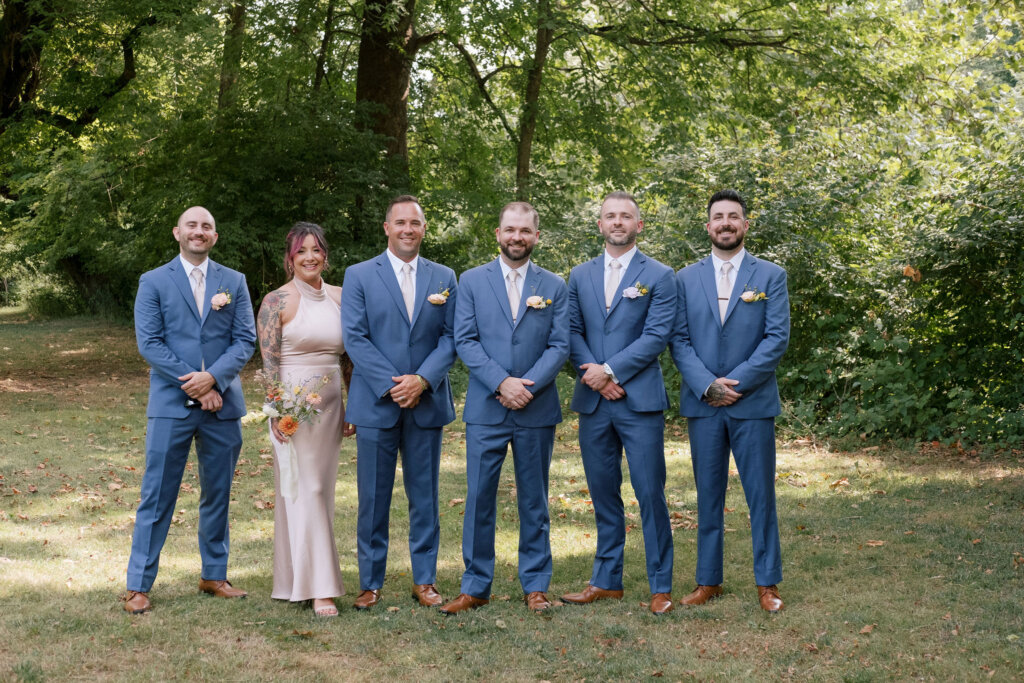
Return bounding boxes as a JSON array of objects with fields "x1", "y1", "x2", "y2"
[
  {"x1": 190, "y1": 268, "x2": 205, "y2": 316},
  {"x1": 717, "y1": 261, "x2": 733, "y2": 323},
  {"x1": 400, "y1": 263, "x2": 415, "y2": 321},
  {"x1": 507, "y1": 270, "x2": 520, "y2": 322},
  {"x1": 605, "y1": 258, "x2": 622, "y2": 310}
]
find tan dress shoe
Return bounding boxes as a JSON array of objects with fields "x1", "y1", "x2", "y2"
[
  {"x1": 561, "y1": 584, "x2": 624, "y2": 604},
  {"x1": 412, "y1": 584, "x2": 443, "y2": 607},
  {"x1": 439, "y1": 593, "x2": 488, "y2": 615},
  {"x1": 758, "y1": 585, "x2": 784, "y2": 612},
  {"x1": 199, "y1": 579, "x2": 247, "y2": 598},
  {"x1": 353, "y1": 589, "x2": 381, "y2": 610},
  {"x1": 650, "y1": 593, "x2": 674, "y2": 615},
  {"x1": 680, "y1": 584, "x2": 723, "y2": 606},
  {"x1": 525, "y1": 591, "x2": 552, "y2": 612},
  {"x1": 123, "y1": 591, "x2": 151, "y2": 614}
]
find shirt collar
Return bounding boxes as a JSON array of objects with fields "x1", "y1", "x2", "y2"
[
  {"x1": 711, "y1": 248, "x2": 746, "y2": 275},
  {"x1": 179, "y1": 255, "x2": 209, "y2": 278},
  {"x1": 385, "y1": 248, "x2": 418, "y2": 278},
  {"x1": 604, "y1": 245, "x2": 637, "y2": 272},
  {"x1": 499, "y1": 257, "x2": 530, "y2": 281}
]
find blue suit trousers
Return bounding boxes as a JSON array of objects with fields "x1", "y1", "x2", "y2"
[{"x1": 127, "y1": 410, "x2": 242, "y2": 592}]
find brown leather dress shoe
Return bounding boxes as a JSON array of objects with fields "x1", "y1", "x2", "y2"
[
  {"x1": 439, "y1": 593, "x2": 488, "y2": 615},
  {"x1": 650, "y1": 592, "x2": 674, "y2": 615},
  {"x1": 525, "y1": 591, "x2": 552, "y2": 612},
  {"x1": 412, "y1": 584, "x2": 443, "y2": 607},
  {"x1": 758, "y1": 585, "x2": 784, "y2": 613},
  {"x1": 198, "y1": 579, "x2": 247, "y2": 598},
  {"x1": 123, "y1": 591, "x2": 151, "y2": 614},
  {"x1": 353, "y1": 589, "x2": 381, "y2": 610},
  {"x1": 680, "y1": 584, "x2": 723, "y2": 606},
  {"x1": 561, "y1": 584, "x2": 624, "y2": 604}
]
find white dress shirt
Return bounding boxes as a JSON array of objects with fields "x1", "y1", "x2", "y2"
[{"x1": 498, "y1": 258, "x2": 529, "y2": 299}]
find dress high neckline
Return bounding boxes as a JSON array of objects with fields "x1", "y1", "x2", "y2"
[{"x1": 293, "y1": 276, "x2": 326, "y2": 301}]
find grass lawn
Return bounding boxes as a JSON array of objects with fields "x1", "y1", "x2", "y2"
[{"x1": 1, "y1": 308, "x2": 1022, "y2": 681}]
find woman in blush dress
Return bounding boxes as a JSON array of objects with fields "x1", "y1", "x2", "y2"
[{"x1": 257, "y1": 222, "x2": 354, "y2": 617}]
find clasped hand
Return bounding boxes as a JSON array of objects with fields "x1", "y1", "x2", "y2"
[
  {"x1": 705, "y1": 378, "x2": 742, "y2": 407},
  {"x1": 579, "y1": 363, "x2": 625, "y2": 400},
  {"x1": 390, "y1": 374, "x2": 426, "y2": 409},
  {"x1": 497, "y1": 376, "x2": 535, "y2": 410},
  {"x1": 179, "y1": 371, "x2": 221, "y2": 412}
]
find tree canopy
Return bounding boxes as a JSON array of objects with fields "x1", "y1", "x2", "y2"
[{"x1": 1, "y1": 0, "x2": 1022, "y2": 445}]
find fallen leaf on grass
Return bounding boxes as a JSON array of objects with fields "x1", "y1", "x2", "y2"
[
  {"x1": 829, "y1": 478, "x2": 849, "y2": 489},
  {"x1": 860, "y1": 624, "x2": 875, "y2": 634},
  {"x1": 495, "y1": 619, "x2": 506, "y2": 629},
  {"x1": 865, "y1": 540, "x2": 885, "y2": 547},
  {"x1": 971, "y1": 539, "x2": 981, "y2": 545},
  {"x1": 27, "y1": 485, "x2": 37, "y2": 493},
  {"x1": 108, "y1": 482, "x2": 122, "y2": 491},
  {"x1": 804, "y1": 642, "x2": 819, "y2": 653},
  {"x1": 448, "y1": 498, "x2": 464, "y2": 507},
  {"x1": 387, "y1": 606, "x2": 400, "y2": 612},
  {"x1": 292, "y1": 630, "x2": 313, "y2": 638}
]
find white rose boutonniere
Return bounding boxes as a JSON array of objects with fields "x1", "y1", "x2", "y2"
[
  {"x1": 210, "y1": 289, "x2": 232, "y2": 310},
  {"x1": 740, "y1": 287, "x2": 768, "y2": 303},
  {"x1": 526, "y1": 295, "x2": 551, "y2": 309},
  {"x1": 621, "y1": 282, "x2": 649, "y2": 299},
  {"x1": 427, "y1": 286, "x2": 450, "y2": 305}
]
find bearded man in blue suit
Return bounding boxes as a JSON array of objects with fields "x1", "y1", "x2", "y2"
[
  {"x1": 124, "y1": 206, "x2": 256, "y2": 614},
  {"x1": 671, "y1": 189, "x2": 790, "y2": 612},
  {"x1": 342, "y1": 195, "x2": 458, "y2": 611},
  {"x1": 560, "y1": 192, "x2": 678, "y2": 615},
  {"x1": 440, "y1": 201, "x2": 569, "y2": 615}
]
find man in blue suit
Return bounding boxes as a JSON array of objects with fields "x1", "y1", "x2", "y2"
[
  {"x1": 440, "y1": 201, "x2": 569, "y2": 615},
  {"x1": 561, "y1": 192, "x2": 678, "y2": 615},
  {"x1": 124, "y1": 206, "x2": 256, "y2": 614},
  {"x1": 671, "y1": 189, "x2": 790, "y2": 612},
  {"x1": 342, "y1": 195, "x2": 458, "y2": 610}
]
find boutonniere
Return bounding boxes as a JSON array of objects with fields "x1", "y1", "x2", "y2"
[
  {"x1": 740, "y1": 286, "x2": 768, "y2": 303},
  {"x1": 526, "y1": 295, "x2": 552, "y2": 309},
  {"x1": 622, "y1": 282, "x2": 649, "y2": 299},
  {"x1": 427, "y1": 284, "x2": 450, "y2": 305},
  {"x1": 210, "y1": 289, "x2": 232, "y2": 310}
]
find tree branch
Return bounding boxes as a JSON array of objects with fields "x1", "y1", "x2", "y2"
[{"x1": 443, "y1": 36, "x2": 518, "y2": 141}]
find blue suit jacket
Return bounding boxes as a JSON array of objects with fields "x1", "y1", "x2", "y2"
[
  {"x1": 341, "y1": 252, "x2": 458, "y2": 429},
  {"x1": 134, "y1": 258, "x2": 256, "y2": 420},
  {"x1": 455, "y1": 258, "x2": 569, "y2": 427},
  {"x1": 568, "y1": 251, "x2": 676, "y2": 414},
  {"x1": 671, "y1": 253, "x2": 789, "y2": 419}
]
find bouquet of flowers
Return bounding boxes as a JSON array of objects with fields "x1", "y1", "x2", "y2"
[{"x1": 250, "y1": 369, "x2": 333, "y2": 500}]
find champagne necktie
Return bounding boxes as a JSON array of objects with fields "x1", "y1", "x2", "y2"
[
  {"x1": 191, "y1": 268, "x2": 205, "y2": 316},
  {"x1": 717, "y1": 261, "x2": 733, "y2": 323},
  {"x1": 605, "y1": 258, "x2": 622, "y2": 310},
  {"x1": 400, "y1": 263, "x2": 415, "y2": 321},
  {"x1": 508, "y1": 270, "x2": 520, "y2": 323}
]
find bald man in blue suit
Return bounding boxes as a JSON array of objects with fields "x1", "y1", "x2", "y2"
[
  {"x1": 342, "y1": 195, "x2": 458, "y2": 611},
  {"x1": 561, "y1": 191, "x2": 677, "y2": 616},
  {"x1": 671, "y1": 189, "x2": 790, "y2": 613},
  {"x1": 440, "y1": 201, "x2": 569, "y2": 615},
  {"x1": 124, "y1": 206, "x2": 256, "y2": 614}
]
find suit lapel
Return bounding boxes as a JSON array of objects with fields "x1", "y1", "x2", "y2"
[
  {"x1": 515, "y1": 262, "x2": 541, "y2": 329},
  {"x1": 485, "y1": 258, "x2": 515, "y2": 328},
  {"x1": 587, "y1": 256, "x2": 605, "y2": 317},
  {"x1": 724, "y1": 253, "x2": 758, "y2": 325},
  {"x1": 374, "y1": 252, "x2": 411, "y2": 325},
  {"x1": 607, "y1": 252, "x2": 646, "y2": 317},
  {"x1": 698, "y1": 256, "x2": 721, "y2": 328},
  {"x1": 200, "y1": 261, "x2": 223, "y2": 326},
  {"x1": 168, "y1": 258, "x2": 202, "y2": 324},
  {"x1": 410, "y1": 258, "x2": 432, "y2": 327}
]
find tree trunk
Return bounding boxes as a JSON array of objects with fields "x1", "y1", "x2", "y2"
[
  {"x1": 313, "y1": 0, "x2": 337, "y2": 95},
  {"x1": 0, "y1": 0, "x2": 57, "y2": 136},
  {"x1": 217, "y1": 2, "x2": 247, "y2": 110},
  {"x1": 354, "y1": 0, "x2": 418, "y2": 170},
  {"x1": 515, "y1": 0, "x2": 553, "y2": 200}
]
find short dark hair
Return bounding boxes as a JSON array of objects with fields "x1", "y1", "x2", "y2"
[
  {"x1": 707, "y1": 189, "x2": 747, "y2": 219},
  {"x1": 386, "y1": 194, "x2": 422, "y2": 222},
  {"x1": 601, "y1": 191, "x2": 641, "y2": 217},
  {"x1": 283, "y1": 222, "x2": 328, "y2": 277},
  {"x1": 498, "y1": 201, "x2": 539, "y2": 229}
]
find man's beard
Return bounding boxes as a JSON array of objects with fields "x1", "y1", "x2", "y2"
[
  {"x1": 710, "y1": 231, "x2": 743, "y2": 251},
  {"x1": 500, "y1": 242, "x2": 534, "y2": 262},
  {"x1": 604, "y1": 230, "x2": 637, "y2": 248}
]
